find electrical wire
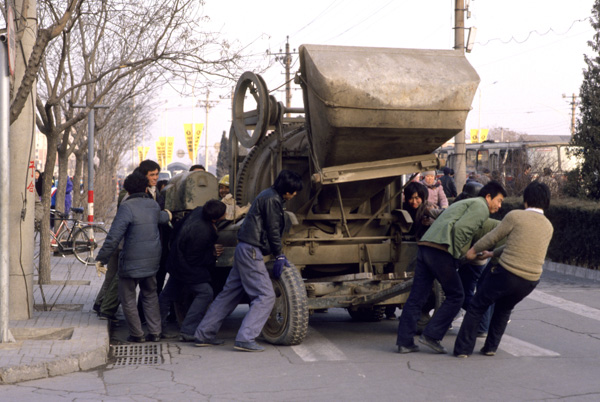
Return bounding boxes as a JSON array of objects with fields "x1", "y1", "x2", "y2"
[
  {"x1": 323, "y1": 0, "x2": 396, "y2": 43},
  {"x1": 476, "y1": 17, "x2": 589, "y2": 46}
]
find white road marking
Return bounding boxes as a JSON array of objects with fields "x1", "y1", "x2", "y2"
[
  {"x1": 291, "y1": 329, "x2": 347, "y2": 362},
  {"x1": 528, "y1": 289, "x2": 600, "y2": 322},
  {"x1": 497, "y1": 335, "x2": 560, "y2": 357}
]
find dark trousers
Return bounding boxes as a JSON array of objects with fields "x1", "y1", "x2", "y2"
[
  {"x1": 454, "y1": 264, "x2": 539, "y2": 355},
  {"x1": 396, "y1": 246, "x2": 464, "y2": 347},
  {"x1": 159, "y1": 277, "x2": 213, "y2": 336},
  {"x1": 119, "y1": 276, "x2": 162, "y2": 338},
  {"x1": 459, "y1": 262, "x2": 493, "y2": 333}
]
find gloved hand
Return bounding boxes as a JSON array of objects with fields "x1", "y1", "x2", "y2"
[
  {"x1": 272, "y1": 255, "x2": 290, "y2": 279},
  {"x1": 95, "y1": 261, "x2": 107, "y2": 277}
]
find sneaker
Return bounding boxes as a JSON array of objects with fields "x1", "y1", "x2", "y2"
[
  {"x1": 454, "y1": 353, "x2": 469, "y2": 358},
  {"x1": 98, "y1": 313, "x2": 119, "y2": 323},
  {"x1": 194, "y1": 337, "x2": 225, "y2": 347},
  {"x1": 179, "y1": 333, "x2": 196, "y2": 342},
  {"x1": 397, "y1": 344, "x2": 419, "y2": 354},
  {"x1": 145, "y1": 333, "x2": 161, "y2": 342},
  {"x1": 418, "y1": 335, "x2": 448, "y2": 354},
  {"x1": 477, "y1": 332, "x2": 488, "y2": 338},
  {"x1": 233, "y1": 341, "x2": 265, "y2": 352},
  {"x1": 480, "y1": 348, "x2": 496, "y2": 356},
  {"x1": 127, "y1": 335, "x2": 145, "y2": 343},
  {"x1": 92, "y1": 303, "x2": 101, "y2": 314}
]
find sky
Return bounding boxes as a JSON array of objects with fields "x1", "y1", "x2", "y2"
[{"x1": 147, "y1": 0, "x2": 596, "y2": 171}]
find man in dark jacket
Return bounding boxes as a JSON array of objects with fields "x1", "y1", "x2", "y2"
[
  {"x1": 159, "y1": 200, "x2": 226, "y2": 341},
  {"x1": 95, "y1": 171, "x2": 171, "y2": 343},
  {"x1": 194, "y1": 170, "x2": 303, "y2": 352},
  {"x1": 440, "y1": 167, "x2": 457, "y2": 199}
]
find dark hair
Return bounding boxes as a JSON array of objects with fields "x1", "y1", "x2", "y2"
[
  {"x1": 202, "y1": 199, "x2": 227, "y2": 220},
  {"x1": 273, "y1": 170, "x2": 303, "y2": 196},
  {"x1": 123, "y1": 171, "x2": 149, "y2": 194},
  {"x1": 479, "y1": 180, "x2": 507, "y2": 200},
  {"x1": 523, "y1": 181, "x2": 550, "y2": 210},
  {"x1": 403, "y1": 181, "x2": 428, "y2": 207},
  {"x1": 138, "y1": 160, "x2": 161, "y2": 175},
  {"x1": 189, "y1": 164, "x2": 205, "y2": 172},
  {"x1": 156, "y1": 180, "x2": 168, "y2": 192},
  {"x1": 523, "y1": 163, "x2": 532, "y2": 170},
  {"x1": 442, "y1": 167, "x2": 452, "y2": 175},
  {"x1": 543, "y1": 167, "x2": 552, "y2": 176},
  {"x1": 454, "y1": 181, "x2": 483, "y2": 202}
]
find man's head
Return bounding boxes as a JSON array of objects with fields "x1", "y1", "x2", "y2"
[
  {"x1": 273, "y1": 170, "x2": 303, "y2": 200},
  {"x1": 202, "y1": 199, "x2": 227, "y2": 222},
  {"x1": 442, "y1": 167, "x2": 452, "y2": 176},
  {"x1": 218, "y1": 175, "x2": 230, "y2": 199},
  {"x1": 123, "y1": 171, "x2": 149, "y2": 195},
  {"x1": 138, "y1": 160, "x2": 160, "y2": 187},
  {"x1": 479, "y1": 180, "x2": 507, "y2": 214},
  {"x1": 422, "y1": 171, "x2": 436, "y2": 186},
  {"x1": 190, "y1": 164, "x2": 205, "y2": 172},
  {"x1": 523, "y1": 163, "x2": 532, "y2": 175},
  {"x1": 523, "y1": 181, "x2": 551, "y2": 211}
]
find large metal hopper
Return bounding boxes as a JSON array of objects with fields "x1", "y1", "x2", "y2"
[{"x1": 299, "y1": 45, "x2": 480, "y2": 169}]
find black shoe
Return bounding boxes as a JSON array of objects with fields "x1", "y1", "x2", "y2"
[
  {"x1": 480, "y1": 347, "x2": 496, "y2": 356},
  {"x1": 194, "y1": 337, "x2": 225, "y2": 347},
  {"x1": 418, "y1": 335, "x2": 447, "y2": 354},
  {"x1": 127, "y1": 335, "x2": 145, "y2": 343},
  {"x1": 92, "y1": 303, "x2": 101, "y2": 314},
  {"x1": 145, "y1": 333, "x2": 161, "y2": 342},
  {"x1": 233, "y1": 341, "x2": 265, "y2": 352},
  {"x1": 98, "y1": 313, "x2": 119, "y2": 323},
  {"x1": 397, "y1": 344, "x2": 419, "y2": 354},
  {"x1": 179, "y1": 333, "x2": 196, "y2": 342},
  {"x1": 477, "y1": 332, "x2": 488, "y2": 338},
  {"x1": 454, "y1": 353, "x2": 469, "y2": 358}
]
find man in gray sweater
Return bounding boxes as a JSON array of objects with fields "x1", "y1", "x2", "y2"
[{"x1": 453, "y1": 181, "x2": 553, "y2": 357}]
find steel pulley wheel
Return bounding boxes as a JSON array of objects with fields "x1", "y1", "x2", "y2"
[{"x1": 233, "y1": 71, "x2": 270, "y2": 148}]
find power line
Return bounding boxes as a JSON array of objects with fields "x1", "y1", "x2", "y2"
[
  {"x1": 476, "y1": 17, "x2": 589, "y2": 46},
  {"x1": 288, "y1": 0, "x2": 343, "y2": 39},
  {"x1": 324, "y1": 0, "x2": 396, "y2": 43}
]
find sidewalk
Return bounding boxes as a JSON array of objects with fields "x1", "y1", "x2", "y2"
[{"x1": 0, "y1": 254, "x2": 109, "y2": 384}]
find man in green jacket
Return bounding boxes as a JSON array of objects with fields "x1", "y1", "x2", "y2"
[{"x1": 396, "y1": 180, "x2": 507, "y2": 354}]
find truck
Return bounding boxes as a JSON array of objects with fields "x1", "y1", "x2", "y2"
[{"x1": 164, "y1": 44, "x2": 480, "y2": 346}]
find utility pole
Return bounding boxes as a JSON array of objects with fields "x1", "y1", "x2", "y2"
[
  {"x1": 196, "y1": 91, "x2": 219, "y2": 171},
  {"x1": 453, "y1": 0, "x2": 467, "y2": 194},
  {"x1": 285, "y1": 36, "x2": 292, "y2": 112}
]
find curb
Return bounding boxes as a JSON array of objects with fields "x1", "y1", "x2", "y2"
[{"x1": 543, "y1": 260, "x2": 600, "y2": 282}]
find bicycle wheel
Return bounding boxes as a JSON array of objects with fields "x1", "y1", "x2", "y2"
[{"x1": 72, "y1": 225, "x2": 109, "y2": 265}]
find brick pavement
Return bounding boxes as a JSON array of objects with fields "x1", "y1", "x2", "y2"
[{"x1": 0, "y1": 254, "x2": 109, "y2": 384}]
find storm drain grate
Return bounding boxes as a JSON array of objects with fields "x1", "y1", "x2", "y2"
[{"x1": 110, "y1": 344, "x2": 163, "y2": 367}]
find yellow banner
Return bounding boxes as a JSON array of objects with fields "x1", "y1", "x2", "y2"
[
  {"x1": 469, "y1": 129, "x2": 490, "y2": 143},
  {"x1": 137, "y1": 146, "x2": 149, "y2": 163},
  {"x1": 479, "y1": 129, "x2": 489, "y2": 142},
  {"x1": 184, "y1": 123, "x2": 204, "y2": 162},
  {"x1": 166, "y1": 137, "x2": 174, "y2": 165},
  {"x1": 156, "y1": 137, "x2": 166, "y2": 168}
]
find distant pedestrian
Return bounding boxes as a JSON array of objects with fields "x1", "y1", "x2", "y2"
[
  {"x1": 440, "y1": 167, "x2": 457, "y2": 199},
  {"x1": 454, "y1": 181, "x2": 553, "y2": 358},
  {"x1": 421, "y1": 171, "x2": 448, "y2": 209},
  {"x1": 538, "y1": 167, "x2": 558, "y2": 197},
  {"x1": 194, "y1": 170, "x2": 303, "y2": 352},
  {"x1": 95, "y1": 171, "x2": 171, "y2": 343}
]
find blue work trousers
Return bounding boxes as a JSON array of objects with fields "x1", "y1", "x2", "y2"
[
  {"x1": 397, "y1": 245, "x2": 464, "y2": 347},
  {"x1": 459, "y1": 262, "x2": 493, "y2": 333},
  {"x1": 195, "y1": 242, "x2": 275, "y2": 343},
  {"x1": 159, "y1": 277, "x2": 213, "y2": 336}
]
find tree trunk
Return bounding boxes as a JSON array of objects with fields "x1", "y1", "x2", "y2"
[
  {"x1": 38, "y1": 133, "x2": 59, "y2": 285},
  {"x1": 72, "y1": 148, "x2": 84, "y2": 209}
]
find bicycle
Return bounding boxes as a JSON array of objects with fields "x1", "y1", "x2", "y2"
[{"x1": 34, "y1": 207, "x2": 109, "y2": 265}]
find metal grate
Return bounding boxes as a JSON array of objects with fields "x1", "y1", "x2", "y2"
[{"x1": 110, "y1": 344, "x2": 163, "y2": 367}]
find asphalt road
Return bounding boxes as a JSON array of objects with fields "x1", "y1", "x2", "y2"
[{"x1": 2, "y1": 269, "x2": 600, "y2": 401}]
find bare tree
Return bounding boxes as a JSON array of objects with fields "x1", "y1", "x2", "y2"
[{"x1": 35, "y1": 0, "x2": 257, "y2": 283}]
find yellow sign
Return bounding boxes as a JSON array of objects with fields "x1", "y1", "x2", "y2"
[
  {"x1": 166, "y1": 137, "x2": 174, "y2": 165},
  {"x1": 469, "y1": 129, "x2": 490, "y2": 143},
  {"x1": 184, "y1": 123, "x2": 204, "y2": 162},
  {"x1": 156, "y1": 137, "x2": 166, "y2": 168}
]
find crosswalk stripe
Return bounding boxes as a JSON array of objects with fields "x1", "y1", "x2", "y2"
[
  {"x1": 291, "y1": 329, "x2": 347, "y2": 362},
  {"x1": 498, "y1": 335, "x2": 560, "y2": 357},
  {"x1": 528, "y1": 289, "x2": 600, "y2": 322}
]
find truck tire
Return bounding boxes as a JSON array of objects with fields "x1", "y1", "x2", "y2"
[
  {"x1": 347, "y1": 306, "x2": 386, "y2": 322},
  {"x1": 262, "y1": 265, "x2": 309, "y2": 346},
  {"x1": 416, "y1": 280, "x2": 444, "y2": 334}
]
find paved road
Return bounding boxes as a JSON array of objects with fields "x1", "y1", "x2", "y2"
[{"x1": 2, "y1": 270, "x2": 600, "y2": 401}]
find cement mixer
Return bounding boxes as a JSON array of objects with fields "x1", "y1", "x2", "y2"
[{"x1": 169, "y1": 44, "x2": 479, "y2": 346}]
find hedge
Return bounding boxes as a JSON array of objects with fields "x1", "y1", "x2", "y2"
[{"x1": 490, "y1": 197, "x2": 600, "y2": 270}]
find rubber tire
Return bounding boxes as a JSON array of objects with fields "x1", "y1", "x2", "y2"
[
  {"x1": 72, "y1": 226, "x2": 109, "y2": 265},
  {"x1": 415, "y1": 280, "x2": 445, "y2": 334},
  {"x1": 262, "y1": 264, "x2": 309, "y2": 346},
  {"x1": 347, "y1": 306, "x2": 386, "y2": 322}
]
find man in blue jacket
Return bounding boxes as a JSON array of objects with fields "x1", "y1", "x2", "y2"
[
  {"x1": 194, "y1": 170, "x2": 303, "y2": 352},
  {"x1": 95, "y1": 171, "x2": 171, "y2": 343},
  {"x1": 159, "y1": 199, "x2": 226, "y2": 341},
  {"x1": 396, "y1": 180, "x2": 506, "y2": 354}
]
